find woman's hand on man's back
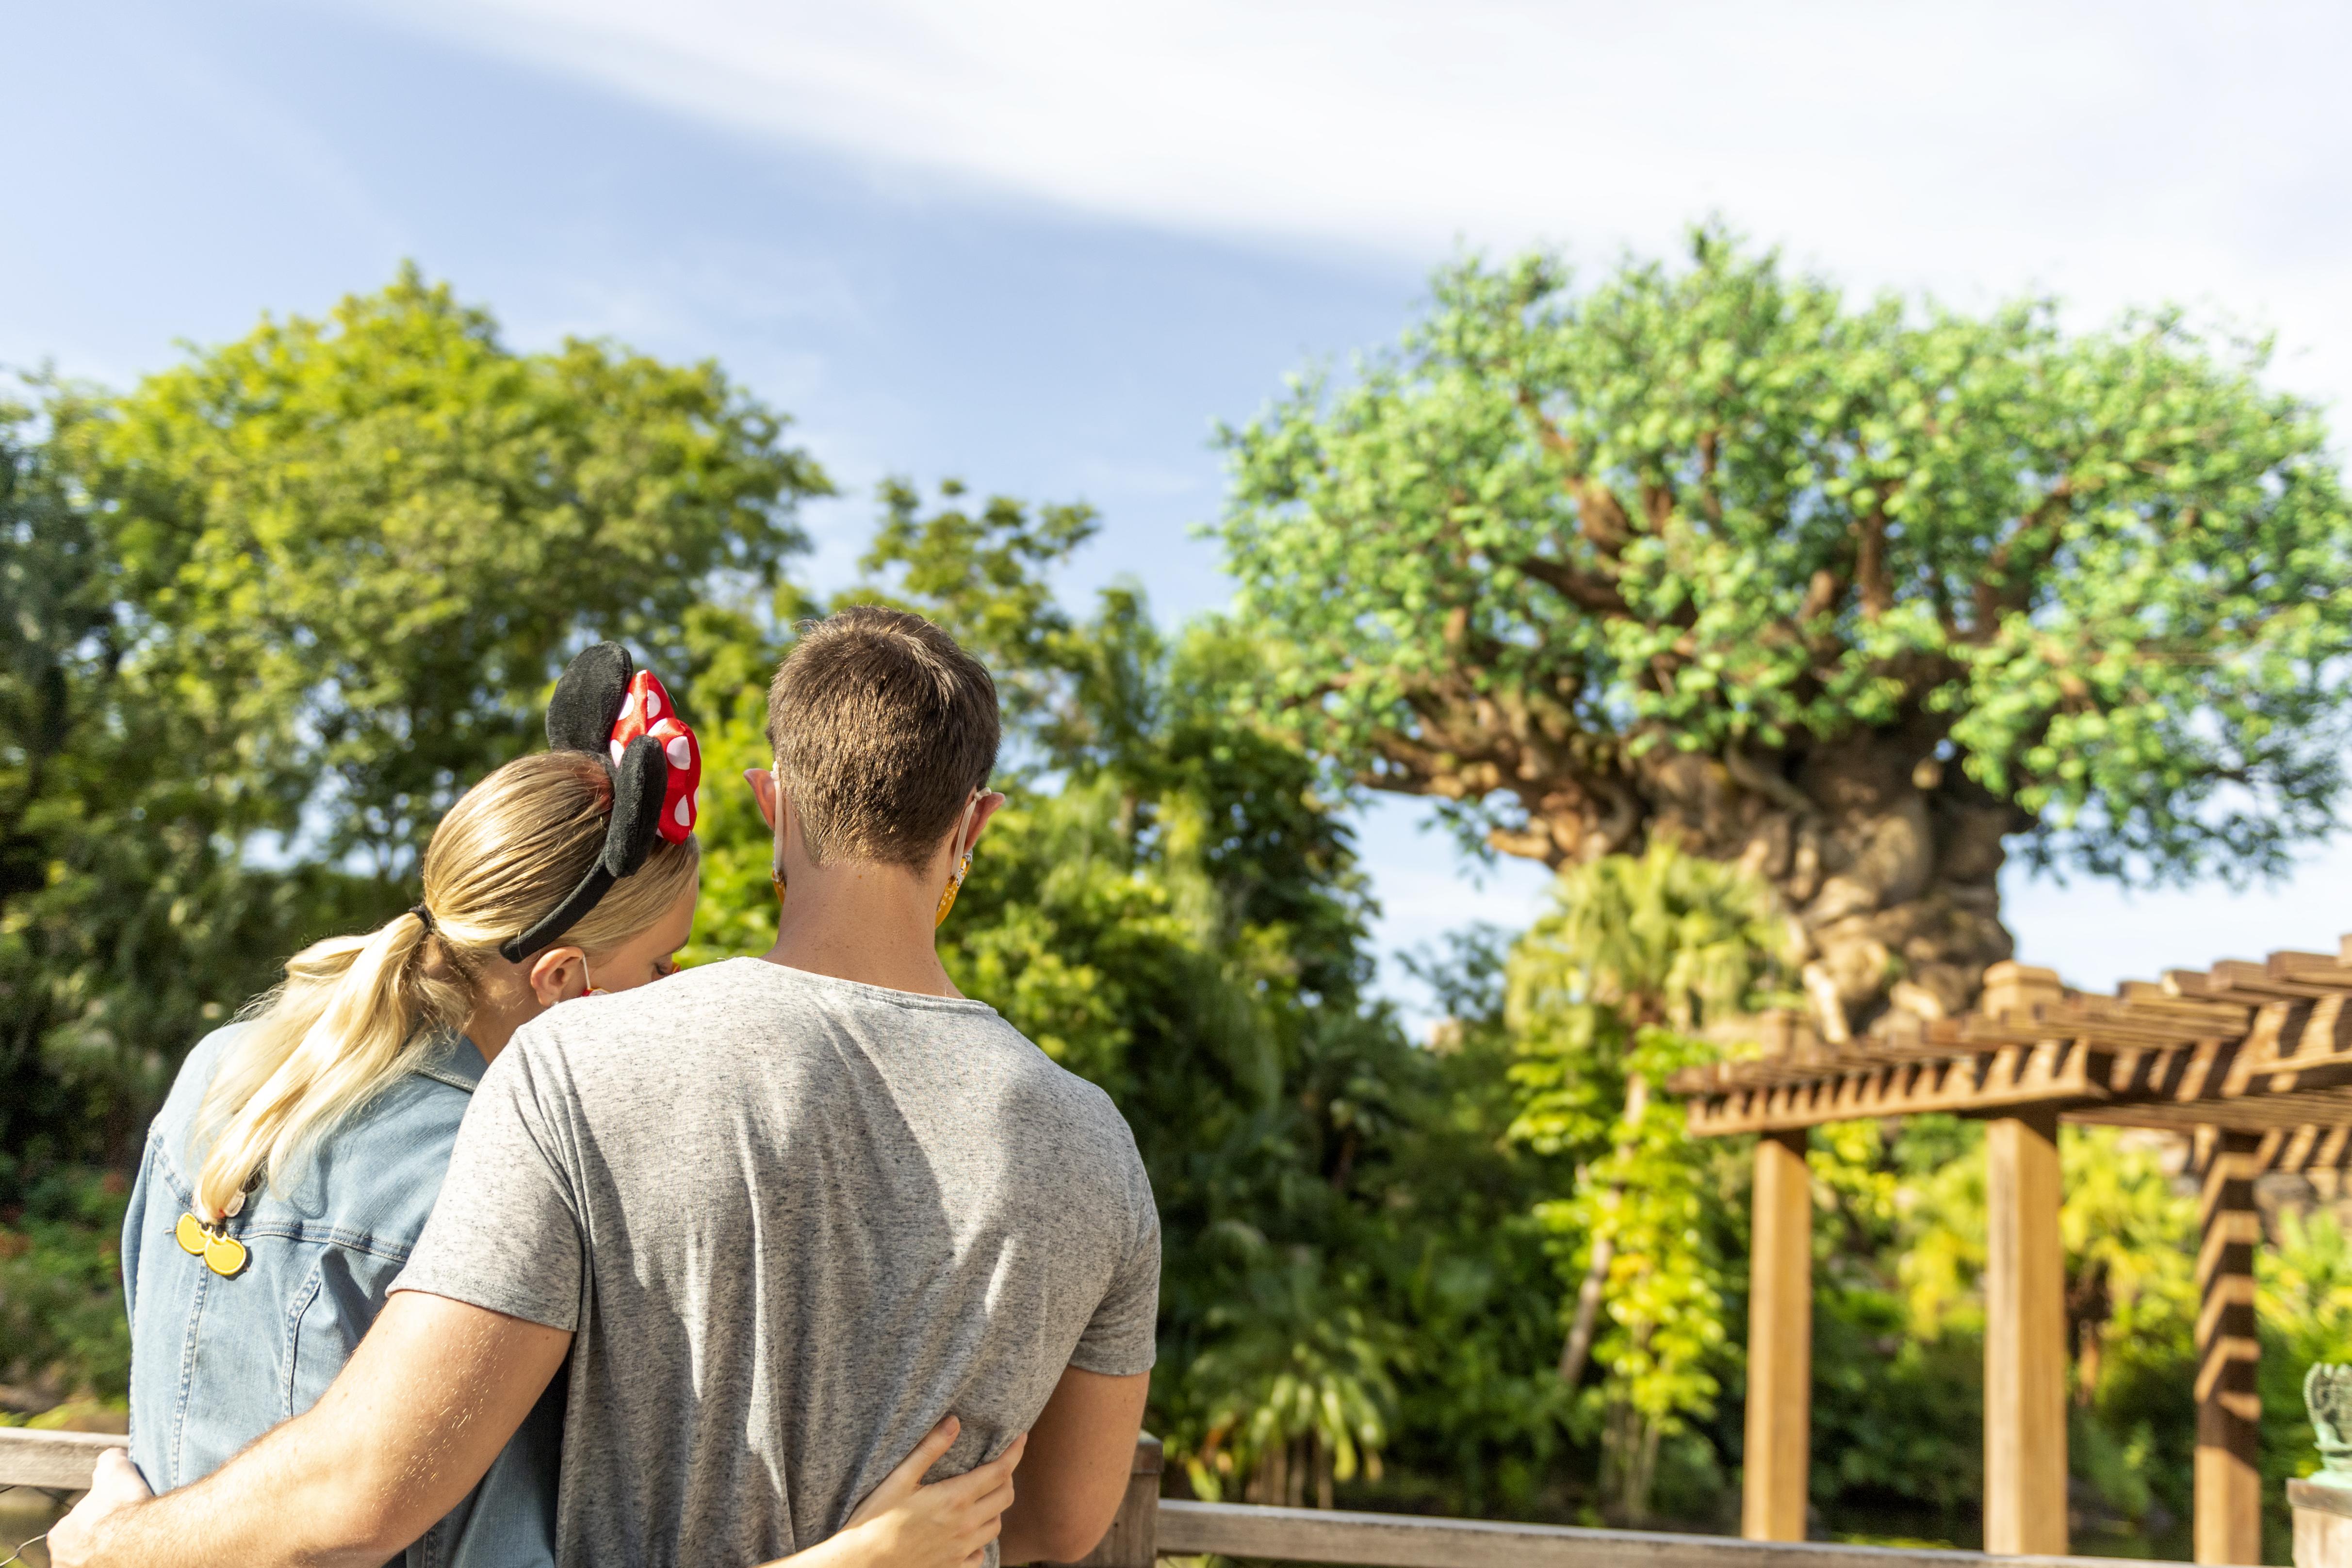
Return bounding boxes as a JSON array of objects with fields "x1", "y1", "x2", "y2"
[{"x1": 772, "y1": 1416, "x2": 1026, "y2": 1568}]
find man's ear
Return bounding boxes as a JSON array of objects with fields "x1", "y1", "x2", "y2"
[
  {"x1": 745, "y1": 768, "x2": 781, "y2": 831},
  {"x1": 527, "y1": 946, "x2": 589, "y2": 1006},
  {"x1": 965, "y1": 790, "x2": 1008, "y2": 854}
]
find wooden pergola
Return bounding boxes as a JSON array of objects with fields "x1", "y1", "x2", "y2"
[{"x1": 1671, "y1": 944, "x2": 2352, "y2": 1562}]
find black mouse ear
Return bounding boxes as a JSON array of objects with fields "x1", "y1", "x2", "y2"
[
  {"x1": 603, "y1": 735, "x2": 670, "y2": 879},
  {"x1": 547, "y1": 642, "x2": 635, "y2": 755}
]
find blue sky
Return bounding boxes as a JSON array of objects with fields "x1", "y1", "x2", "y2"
[{"x1": 16, "y1": 0, "x2": 2352, "y2": 1015}]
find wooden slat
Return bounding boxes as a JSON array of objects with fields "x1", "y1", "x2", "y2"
[
  {"x1": 2067, "y1": 1091, "x2": 2352, "y2": 1137},
  {"x1": 2269, "y1": 951, "x2": 2352, "y2": 987},
  {"x1": 1155, "y1": 1501, "x2": 2164, "y2": 1568},
  {"x1": 1686, "y1": 1043, "x2": 2108, "y2": 1135},
  {"x1": 0, "y1": 1426, "x2": 125, "y2": 1489},
  {"x1": 1676, "y1": 935, "x2": 2352, "y2": 1136}
]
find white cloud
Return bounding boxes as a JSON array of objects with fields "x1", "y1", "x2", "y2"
[
  {"x1": 362, "y1": 0, "x2": 2352, "y2": 404},
  {"x1": 339, "y1": 0, "x2": 2352, "y2": 993}
]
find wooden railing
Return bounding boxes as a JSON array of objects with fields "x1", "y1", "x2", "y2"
[
  {"x1": 3, "y1": 1428, "x2": 2172, "y2": 1568},
  {"x1": 0, "y1": 1428, "x2": 125, "y2": 1493},
  {"x1": 1051, "y1": 1437, "x2": 2169, "y2": 1568}
]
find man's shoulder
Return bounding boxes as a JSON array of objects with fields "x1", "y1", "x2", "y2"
[{"x1": 506, "y1": 958, "x2": 763, "y2": 1056}]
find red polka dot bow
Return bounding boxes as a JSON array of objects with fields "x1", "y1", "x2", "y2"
[{"x1": 607, "y1": 670, "x2": 701, "y2": 843}]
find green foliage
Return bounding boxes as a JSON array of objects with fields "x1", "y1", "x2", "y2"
[
  {"x1": 0, "y1": 396, "x2": 344, "y2": 1175},
  {"x1": 1503, "y1": 844, "x2": 1788, "y2": 1520},
  {"x1": 0, "y1": 272, "x2": 824, "y2": 1184},
  {"x1": 14, "y1": 265, "x2": 2352, "y2": 1556},
  {"x1": 2258, "y1": 1208, "x2": 2352, "y2": 1558},
  {"x1": 0, "y1": 1166, "x2": 132, "y2": 1405},
  {"x1": 1218, "y1": 228, "x2": 2352, "y2": 882},
  {"x1": 65, "y1": 263, "x2": 827, "y2": 871}
]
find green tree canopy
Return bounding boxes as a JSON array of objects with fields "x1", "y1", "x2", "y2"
[
  {"x1": 63, "y1": 264, "x2": 828, "y2": 871},
  {"x1": 1, "y1": 270, "x2": 827, "y2": 1174},
  {"x1": 1219, "y1": 230, "x2": 2352, "y2": 1036}
]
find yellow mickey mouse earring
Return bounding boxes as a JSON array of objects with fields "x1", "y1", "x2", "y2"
[
  {"x1": 934, "y1": 792, "x2": 985, "y2": 928},
  {"x1": 934, "y1": 850, "x2": 971, "y2": 927}
]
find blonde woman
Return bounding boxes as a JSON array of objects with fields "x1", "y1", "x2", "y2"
[
  {"x1": 118, "y1": 643, "x2": 703, "y2": 1568},
  {"x1": 108, "y1": 645, "x2": 1016, "y2": 1568}
]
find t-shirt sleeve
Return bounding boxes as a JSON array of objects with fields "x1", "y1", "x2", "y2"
[
  {"x1": 390, "y1": 1036, "x2": 584, "y2": 1331},
  {"x1": 1068, "y1": 1140, "x2": 1161, "y2": 1376}
]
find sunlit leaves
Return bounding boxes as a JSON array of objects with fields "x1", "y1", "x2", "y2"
[
  {"x1": 1219, "y1": 229, "x2": 2352, "y2": 882},
  {"x1": 68, "y1": 265, "x2": 829, "y2": 870}
]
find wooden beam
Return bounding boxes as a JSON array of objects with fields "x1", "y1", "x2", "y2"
[
  {"x1": 1684, "y1": 1042, "x2": 2108, "y2": 1136},
  {"x1": 2194, "y1": 1131, "x2": 2262, "y2": 1566},
  {"x1": 1985, "y1": 1108, "x2": 2068, "y2": 1556},
  {"x1": 1742, "y1": 1130, "x2": 1811, "y2": 1542}
]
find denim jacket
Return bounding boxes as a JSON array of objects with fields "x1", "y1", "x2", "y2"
[{"x1": 123, "y1": 1025, "x2": 560, "y2": 1568}]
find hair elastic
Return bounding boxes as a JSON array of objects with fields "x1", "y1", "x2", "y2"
[{"x1": 409, "y1": 903, "x2": 436, "y2": 935}]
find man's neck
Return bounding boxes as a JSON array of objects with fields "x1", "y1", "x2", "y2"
[{"x1": 760, "y1": 858, "x2": 961, "y2": 999}]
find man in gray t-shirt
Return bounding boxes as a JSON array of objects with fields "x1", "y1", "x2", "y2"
[
  {"x1": 55, "y1": 608, "x2": 1159, "y2": 1568},
  {"x1": 395, "y1": 955, "x2": 1159, "y2": 1565}
]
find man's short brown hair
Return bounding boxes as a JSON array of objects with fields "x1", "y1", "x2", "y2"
[{"x1": 766, "y1": 606, "x2": 1000, "y2": 869}]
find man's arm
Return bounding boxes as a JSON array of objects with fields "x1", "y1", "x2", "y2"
[
  {"x1": 996, "y1": 1366, "x2": 1150, "y2": 1566},
  {"x1": 51, "y1": 1291, "x2": 569, "y2": 1568}
]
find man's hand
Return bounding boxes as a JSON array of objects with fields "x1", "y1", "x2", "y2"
[
  {"x1": 43, "y1": 1291, "x2": 569, "y2": 1568},
  {"x1": 996, "y1": 1367, "x2": 1149, "y2": 1565},
  {"x1": 49, "y1": 1450, "x2": 151, "y2": 1567}
]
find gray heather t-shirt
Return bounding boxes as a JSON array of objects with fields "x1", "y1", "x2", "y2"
[{"x1": 391, "y1": 957, "x2": 1160, "y2": 1568}]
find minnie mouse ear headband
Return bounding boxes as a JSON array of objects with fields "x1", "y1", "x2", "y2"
[{"x1": 498, "y1": 642, "x2": 703, "y2": 964}]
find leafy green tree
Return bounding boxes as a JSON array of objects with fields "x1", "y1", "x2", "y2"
[
  {"x1": 5, "y1": 270, "x2": 827, "y2": 1176},
  {"x1": 63, "y1": 264, "x2": 828, "y2": 873},
  {"x1": 1504, "y1": 842, "x2": 1787, "y2": 1522},
  {"x1": 1220, "y1": 230, "x2": 2352, "y2": 1036},
  {"x1": 0, "y1": 396, "x2": 335, "y2": 1177}
]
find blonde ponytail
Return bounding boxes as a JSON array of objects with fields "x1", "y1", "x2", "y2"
[{"x1": 192, "y1": 751, "x2": 699, "y2": 1221}]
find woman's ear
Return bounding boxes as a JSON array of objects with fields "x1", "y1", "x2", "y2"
[
  {"x1": 526, "y1": 945, "x2": 590, "y2": 1007},
  {"x1": 966, "y1": 790, "x2": 1008, "y2": 853}
]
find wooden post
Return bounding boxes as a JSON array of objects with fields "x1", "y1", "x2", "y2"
[
  {"x1": 1984, "y1": 1107, "x2": 2067, "y2": 1555},
  {"x1": 1055, "y1": 1433, "x2": 1162, "y2": 1568},
  {"x1": 1742, "y1": 1128, "x2": 1812, "y2": 1541},
  {"x1": 2198, "y1": 1130, "x2": 2263, "y2": 1565}
]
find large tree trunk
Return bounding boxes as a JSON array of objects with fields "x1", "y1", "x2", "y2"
[{"x1": 1518, "y1": 730, "x2": 2025, "y2": 1039}]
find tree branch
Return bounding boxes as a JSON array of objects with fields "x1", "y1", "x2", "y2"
[
  {"x1": 1516, "y1": 554, "x2": 1632, "y2": 617},
  {"x1": 1972, "y1": 480, "x2": 2074, "y2": 633},
  {"x1": 1856, "y1": 507, "x2": 1893, "y2": 621},
  {"x1": 1512, "y1": 388, "x2": 1634, "y2": 556}
]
